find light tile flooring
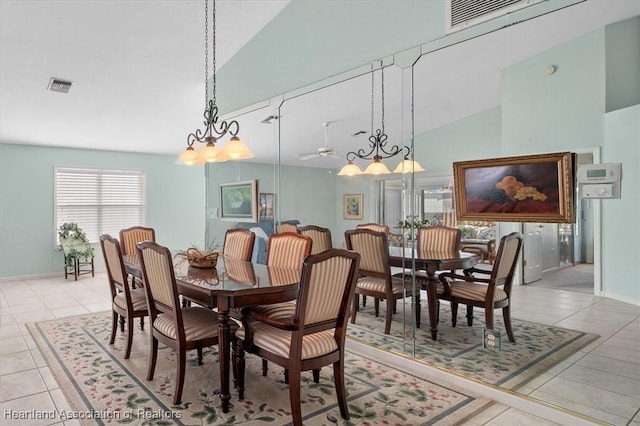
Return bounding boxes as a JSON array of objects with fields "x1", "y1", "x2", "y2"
[{"x1": 0, "y1": 266, "x2": 638, "y2": 425}]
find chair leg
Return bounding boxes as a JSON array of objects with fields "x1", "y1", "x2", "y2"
[
  {"x1": 147, "y1": 335, "x2": 158, "y2": 381},
  {"x1": 451, "y1": 301, "x2": 458, "y2": 327},
  {"x1": 173, "y1": 349, "x2": 186, "y2": 405},
  {"x1": 139, "y1": 317, "x2": 144, "y2": 330},
  {"x1": 284, "y1": 368, "x2": 289, "y2": 384},
  {"x1": 350, "y1": 294, "x2": 358, "y2": 324},
  {"x1": 503, "y1": 306, "x2": 515, "y2": 342},
  {"x1": 120, "y1": 315, "x2": 125, "y2": 332},
  {"x1": 262, "y1": 359, "x2": 269, "y2": 376},
  {"x1": 74, "y1": 257, "x2": 79, "y2": 281},
  {"x1": 466, "y1": 305, "x2": 474, "y2": 326},
  {"x1": 384, "y1": 298, "x2": 393, "y2": 335},
  {"x1": 288, "y1": 367, "x2": 302, "y2": 426},
  {"x1": 485, "y1": 308, "x2": 494, "y2": 332},
  {"x1": 235, "y1": 341, "x2": 246, "y2": 400},
  {"x1": 392, "y1": 299, "x2": 397, "y2": 314},
  {"x1": 197, "y1": 348, "x2": 203, "y2": 365},
  {"x1": 312, "y1": 368, "x2": 320, "y2": 383},
  {"x1": 374, "y1": 297, "x2": 380, "y2": 318},
  {"x1": 124, "y1": 314, "x2": 134, "y2": 359},
  {"x1": 362, "y1": 295, "x2": 367, "y2": 307},
  {"x1": 109, "y1": 311, "x2": 118, "y2": 344},
  {"x1": 333, "y1": 358, "x2": 350, "y2": 421}
]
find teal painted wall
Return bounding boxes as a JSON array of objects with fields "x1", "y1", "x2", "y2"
[
  {"x1": 602, "y1": 105, "x2": 640, "y2": 302},
  {"x1": 605, "y1": 16, "x2": 640, "y2": 112},
  {"x1": 0, "y1": 144, "x2": 205, "y2": 278}
]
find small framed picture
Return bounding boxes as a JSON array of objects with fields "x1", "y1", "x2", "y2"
[
  {"x1": 219, "y1": 180, "x2": 258, "y2": 222},
  {"x1": 258, "y1": 193, "x2": 275, "y2": 222},
  {"x1": 343, "y1": 194, "x2": 363, "y2": 220}
]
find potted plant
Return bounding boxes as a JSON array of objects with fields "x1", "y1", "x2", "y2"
[
  {"x1": 175, "y1": 241, "x2": 222, "y2": 269},
  {"x1": 397, "y1": 215, "x2": 429, "y2": 240},
  {"x1": 58, "y1": 222, "x2": 95, "y2": 260}
]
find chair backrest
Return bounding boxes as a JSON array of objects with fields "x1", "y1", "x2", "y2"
[
  {"x1": 119, "y1": 226, "x2": 156, "y2": 257},
  {"x1": 279, "y1": 223, "x2": 299, "y2": 233},
  {"x1": 266, "y1": 232, "x2": 312, "y2": 269},
  {"x1": 491, "y1": 232, "x2": 523, "y2": 288},
  {"x1": 294, "y1": 249, "x2": 360, "y2": 332},
  {"x1": 223, "y1": 228, "x2": 256, "y2": 261},
  {"x1": 356, "y1": 223, "x2": 389, "y2": 234},
  {"x1": 100, "y1": 234, "x2": 131, "y2": 300},
  {"x1": 416, "y1": 225, "x2": 461, "y2": 255},
  {"x1": 298, "y1": 225, "x2": 333, "y2": 255},
  {"x1": 344, "y1": 229, "x2": 389, "y2": 277},
  {"x1": 136, "y1": 241, "x2": 182, "y2": 321}
]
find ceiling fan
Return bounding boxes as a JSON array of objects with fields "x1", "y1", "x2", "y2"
[{"x1": 297, "y1": 122, "x2": 338, "y2": 160}]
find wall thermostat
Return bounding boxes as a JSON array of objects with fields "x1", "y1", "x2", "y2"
[{"x1": 577, "y1": 163, "x2": 621, "y2": 199}]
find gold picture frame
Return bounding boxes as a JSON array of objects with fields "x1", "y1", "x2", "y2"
[
  {"x1": 453, "y1": 152, "x2": 575, "y2": 223},
  {"x1": 343, "y1": 194, "x2": 363, "y2": 220}
]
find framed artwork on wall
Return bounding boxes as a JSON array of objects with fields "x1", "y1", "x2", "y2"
[
  {"x1": 453, "y1": 152, "x2": 575, "y2": 223},
  {"x1": 220, "y1": 180, "x2": 258, "y2": 222},
  {"x1": 258, "y1": 193, "x2": 275, "y2": 222},
  {"x1": 343, "y1": 194, "x2": 364, "y2": 220}
]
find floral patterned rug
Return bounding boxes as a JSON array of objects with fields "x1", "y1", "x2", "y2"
[
  {"x1": 347, "y1": 302, "x2": 600, "y2": 390},
  {"x1": 28, "y1": 312, "x2": 491, "y2": 425}
]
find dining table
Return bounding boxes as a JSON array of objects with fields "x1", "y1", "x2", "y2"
[
  {"x1": 122, "y1": 254, "x2": 300, "y2": 413},
  {"x1": 387, "y1": 247, "x2": 477, "y2": 341}
]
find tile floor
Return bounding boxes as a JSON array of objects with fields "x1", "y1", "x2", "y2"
[{"x1": 0, "y1": 266, "x2": 638, "y2": 425}]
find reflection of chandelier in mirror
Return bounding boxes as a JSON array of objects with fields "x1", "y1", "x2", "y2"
[
  {"x1": 177, "y1": 0, "x2": 254, "y2": 166},
  {"x1": 338, "y1": 60, "x2": 424, "y2": 176}
]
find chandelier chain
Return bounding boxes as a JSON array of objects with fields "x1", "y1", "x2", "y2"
[
  {"x1": 204, "y1": 0, "x2": 209, "y2": 108},
  {"x1": 370, "y1": 62, "x2": 374, "y2": 136},
  {"x1": 211, "y1": 0, "x2": 217, "y2": 106},
  {"x1": 381, "y1": 60, "x2": 385, "y2": 133}
]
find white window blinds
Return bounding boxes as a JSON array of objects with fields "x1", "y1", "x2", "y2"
[{"x1": 55, "y1": 167, "x2": 146, "y2": 244}]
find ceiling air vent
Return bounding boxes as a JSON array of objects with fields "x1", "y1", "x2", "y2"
[
  {"x1": 47, "y1": 78, "x2": 72, "y2": 94},
  {"x1": 446, "y1": 0, "x2": 543, "y2": 33}
]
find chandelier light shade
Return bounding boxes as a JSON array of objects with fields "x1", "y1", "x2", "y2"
[
  {"x1": 338, "y1": 60, "x2": 424, "y2": 176},
  {"x1": 178, "y1": 0, "x2": 253, "y2": 165}
]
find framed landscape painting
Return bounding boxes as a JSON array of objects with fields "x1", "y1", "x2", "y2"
[
  {"x1": 453, "y1": 152, "x2": 575, "y2": 223},
  {"x1": 343, "y1": 194, "x2": 363, "y2": 220},
  {"x1": 220, "y1": 180, "x2": 258, "y2": 222}
]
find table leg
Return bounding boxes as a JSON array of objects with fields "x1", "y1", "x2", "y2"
[
  {"x1": 426, "y1": 268, "x2": 438, "y2": 341},
  {"x1": 217, "y1": 303, "x2": 231, "y2": 412}
]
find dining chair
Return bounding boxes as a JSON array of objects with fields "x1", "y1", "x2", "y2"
[
  {"x1": 244, "y1": 231, "x2": 312, "y2": 380},
  {"x1": 416, "y1": 225, "x2": 462, "y2": 274},
  {"x1": 298, "y1": 225, "x2": 332, "y2": 254},
  {"x1": 356, "y1": 223, "x2": 389, "y2": 234},
  {"x1": 438, "y1": 232, "x2": 523, "y2": 342},
  {"x1": 222, "y1": 228, "x2": 255, "y2": 261},
  {"x1": 136, "y1": 240, "x2": 236, "y2": 405},
  {"x1": 234, "y1": 248, "x2": 360, "y2": 426},
  {"x1": 119, "y1": 226, "x2": 156, "y2": 286},
  {"x1": 100, "y1": 234, "x2": 148, "y2": 359},
  {"x1": 345, "y1": 228, "x2": 420, "y2": 335}
]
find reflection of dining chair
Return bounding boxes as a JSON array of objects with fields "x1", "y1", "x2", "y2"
[
  {"x1": 223, "y1": 258, "x2": 257, "y2": 285},
  {"x1": 100, "y1": 234, "x2": 148, "y2": 359},
  {"x1": 438, "y1": 232, "x2": 523, "y2": 342},
  {"x1": 137, "y1": 241, "x2": 235, "y2": 404},
  {"x1": 416, "y1": 225, "x2": 462, "y2": 274},
  {"x1": 356, "y1": 223, "x2": 389, "y2": 234},
  {"x1": 119, "y1": 226, "x2": 156, "y2": 285},
  {"x1": 223, "y1": 228, "x2": 255, "y2": 261},
  {"x1": 279, "y1": 222, "x2": 299, "y2": 233},
  {"x1": 345, "y1": 229, "x2": 419, "y2": 335},
  {"x1": 298, "y1": 225, "x2": 332, "y2": 254},
  {"x1": 244, "y1": 231, "x2": 312, "y2": 380},
  {"x1": 234, "y1": 248, "x2": 360, "y2": 426}
]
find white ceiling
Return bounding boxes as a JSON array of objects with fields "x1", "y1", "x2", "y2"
[{"x1": 1, "y1": 1, "x2": 639, "y2": 170}]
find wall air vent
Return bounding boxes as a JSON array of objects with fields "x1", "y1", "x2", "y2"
[
  {"x1": 48, "y1": 78, "x2": 72, "y2": 94},
  {"x1": 446, "y1": 0, "x2": 544, "y2": 33}
]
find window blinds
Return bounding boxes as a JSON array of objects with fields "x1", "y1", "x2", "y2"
[{"x1": 55, "y1": 167, "x2": 146, "y2": 244}]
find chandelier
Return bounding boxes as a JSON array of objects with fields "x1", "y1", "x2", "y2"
[
  {"x1": 338, "y1": 61, "x2": 424, "y2": 176},
  {"x1": 178, "y1": 0, "x2": 254, "y2": 166}
]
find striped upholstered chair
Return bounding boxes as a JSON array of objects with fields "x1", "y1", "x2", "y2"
[
  {"x1": 345, "y1": 228, "x2": 420, "y2": 335},
  {"x1": 234, "y1": 248, "x2": 360, "y2": 426},
  {"x1": 136, "y1": 241, "x2": 235, "y2": 405},
  {"x1": 438, "y1": 232, "x2": 523, "y2": 342},
  {"x1": 415, "y1": 225, "x2": 462, "y2": 275},
  {"x1": 298, "y1": 225, "x2": 332, "y2": 255},
  {"x1": 119, "y1": 226, "x2": 156, "y2": 286},
  {"x1": 356, "y1": 223, "x2": 389, "y2": 234},
  {"x1": 100, "y1": 234, "x2": 148, "y2": 359},
  {"x1": 222, "y1": 228, "x2": 255, "y2": 261}
]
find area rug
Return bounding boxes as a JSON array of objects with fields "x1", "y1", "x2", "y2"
[
  {"x1": 347, "y1": 302, "x2": 600, "y2": 390},
  {"x1": 28, "y1": 312, "x2": 491, "y2": 425}
]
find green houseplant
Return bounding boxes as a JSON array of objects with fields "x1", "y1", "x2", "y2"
[
  {"x1": 58, "y1": 222, "x2": 94, "y2": 261},
  {"x1": 397, "y1": 215, "x2": 429, "y2": 240}
]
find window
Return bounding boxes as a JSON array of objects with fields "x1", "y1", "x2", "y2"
[{"x1": 55, "y1": 167, "x2": 146, "y2": 244}]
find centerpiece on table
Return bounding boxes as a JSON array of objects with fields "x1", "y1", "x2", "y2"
[
  {"x1": 397, "y1": 215, "x2": 430, "y2": 240},
  {"x1": 175, "y1": 241, "x2": 222, "y2": 269}
]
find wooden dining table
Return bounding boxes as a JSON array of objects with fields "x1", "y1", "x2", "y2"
[
  {"x1": 387, "y1": 247, "x2": 477, "y2": 341},
  {"x1": 123, "y1": 255, "x2": 300, "y2": 413}
]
